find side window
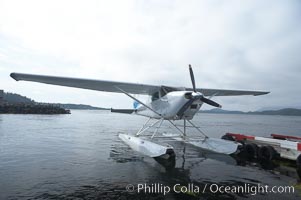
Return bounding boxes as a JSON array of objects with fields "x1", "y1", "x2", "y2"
[
  {"x1": 151, "y1": 91, "x2": 159, "y2": 101},
  {"x1": 160, "y1": 86, "x2": 176, "y2": 98}
]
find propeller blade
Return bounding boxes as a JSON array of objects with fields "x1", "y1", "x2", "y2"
[
  {"x1": 189, "y1": 64, "x2": 196, "y2": 92},
  {"x1": 176, "y1": 98, "x2": 195, "y2": 119},
  {"x1": 201, "y1": 97, "x2": 222, "y2": 108}
]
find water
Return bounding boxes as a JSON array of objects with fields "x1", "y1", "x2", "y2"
[{"x1": 0, "y1": 110, "x2": 301, "y2": 199}]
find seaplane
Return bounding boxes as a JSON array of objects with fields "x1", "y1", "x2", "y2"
[{"x1": 10, "y1": 65, "x2": 269, "y2": 159}]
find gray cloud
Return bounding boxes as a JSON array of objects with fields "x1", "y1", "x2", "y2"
[{"x1": 0, "y1": 0, "x2": 300, "y2": 111}]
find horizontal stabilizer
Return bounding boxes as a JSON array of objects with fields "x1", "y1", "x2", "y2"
[{"x1": 111, "y1": 108, "x2": 136, "y2": 114}]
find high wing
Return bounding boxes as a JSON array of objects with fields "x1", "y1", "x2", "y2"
[
  {"x1": 10, "y1": 72, "x2": 269, "y2": 96},
  {"x1": 10, "y1": 73, "x2": 160, "y2": 95},
  {"x1": 188, "y1": 88, "x2": 269, "y2": 96}
]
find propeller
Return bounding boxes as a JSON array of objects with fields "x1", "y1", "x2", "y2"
[
  {"x1": 188, "y1": 64, "x2": 222, "y2": 108},
  {"x1": 177, "y1": 65, "x2": 222, "y2": 119},
  {"x1": 189, "y1": 64, "x2": 196, "y2": 92},
  {"x1": 201, "y1": 96, "x2": 222, "y2": 108}
]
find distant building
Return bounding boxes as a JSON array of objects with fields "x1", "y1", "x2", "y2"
[{"x1": 0, "y1": 90, "x2": 3, "y2": 105}]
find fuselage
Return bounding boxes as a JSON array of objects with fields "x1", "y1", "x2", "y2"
[{"x1": 136, "y1": 91, "x2": 203, "y2": 120}]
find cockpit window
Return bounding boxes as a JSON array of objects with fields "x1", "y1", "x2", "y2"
[
  {"x1": 151, "y1": 86, "x2": 182, "y2": 101},
  {"x1": 160, "y1": 86, "x2": 178, "y2": 97},
  {"x1": 151, "y1": 91, "x2": 160, "y2": 101}
]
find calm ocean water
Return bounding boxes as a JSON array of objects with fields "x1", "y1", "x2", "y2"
[{"x1": 0, "y1": 110, "x2": 301, "y2": 199}]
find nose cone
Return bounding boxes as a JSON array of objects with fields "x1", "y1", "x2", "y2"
[
  {"x1": 184, "y1": 92, "x2": 203, "y2": 100},
  {"x1": 192, "y1": 92, "x2": 203, "y2": 98}
]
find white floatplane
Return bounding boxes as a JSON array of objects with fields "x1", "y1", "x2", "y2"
[{"x1": 10, "y1": 65, "x2": 269, "y2": 158}]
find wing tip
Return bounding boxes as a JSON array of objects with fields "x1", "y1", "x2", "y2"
[
  {"x1": 254, "y1": 91, "x2": 270, "y2": 96},
  {"x1": 10, "y1": 72, "x2": 19, "y2": 81}
]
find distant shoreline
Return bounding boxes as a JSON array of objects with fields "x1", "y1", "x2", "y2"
[
  {"x1": 0, "y1": 104, "x2": 70, "y2": 114},
  {"x1": 54, "y1": 103, "x2": 109, "y2": 110},
  {"x1": 1, "y1": 91, "x2": 301, "y2": 116},
  {"x1": 1, "y1": 92, "x2": 109, "y2": 114},
  {"x1": 199, "y1": 108, "x2": 301, "y2": 116}
]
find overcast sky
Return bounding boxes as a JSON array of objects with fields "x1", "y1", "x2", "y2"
[{"x1": 0, "y1": 0, "x2": 300, "y2": 111}]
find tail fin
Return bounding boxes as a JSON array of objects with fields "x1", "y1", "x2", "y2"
[{"x1": 133, "y1": 101, "x2": 140, "y2": 109}]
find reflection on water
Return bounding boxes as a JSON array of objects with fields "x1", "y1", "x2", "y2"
[
  {"x1": 110, "y1": 139, "x2": 301, "y2": 199},
  {"x1": 0, "y1": 110, "x2": 301, "y2": 199}
]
